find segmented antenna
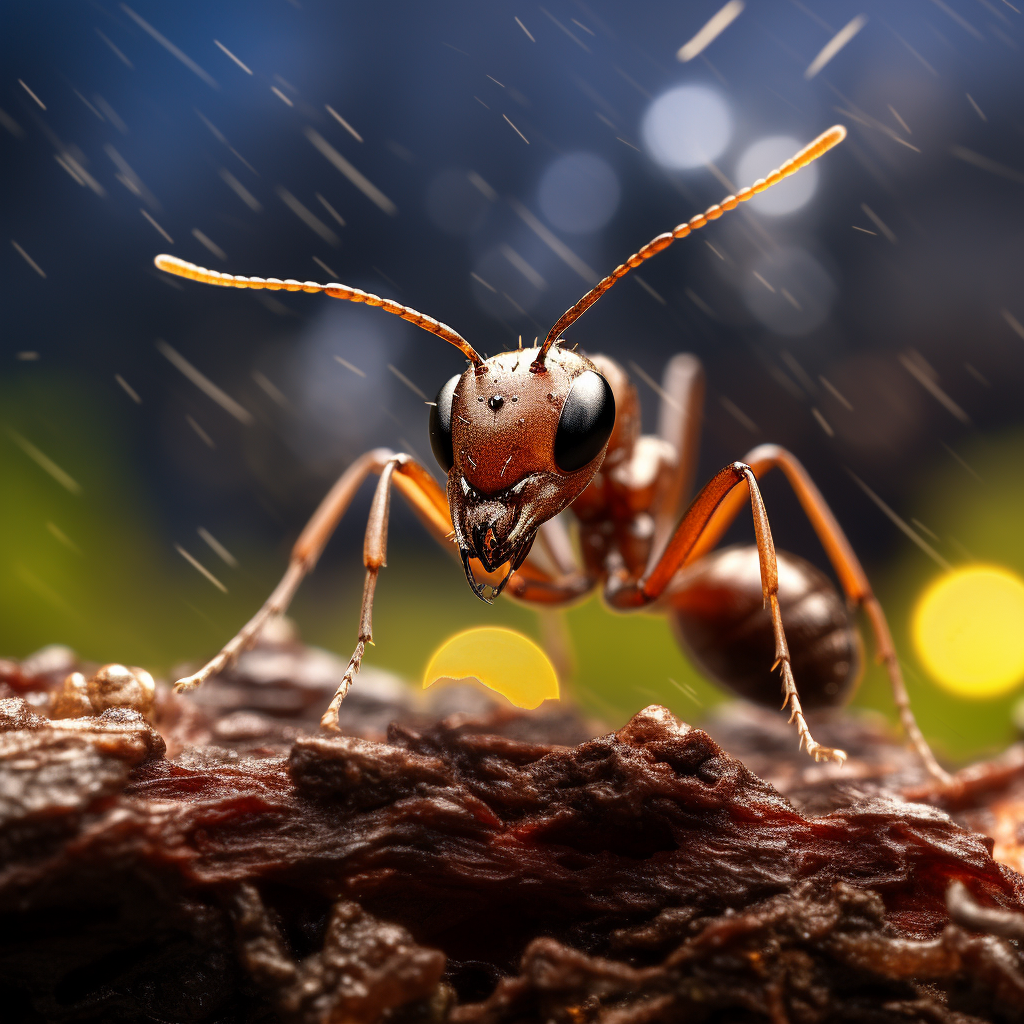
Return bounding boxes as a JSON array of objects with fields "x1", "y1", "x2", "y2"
[
  {"x1": 154, "y1": 255, "x2": 483, "y2": 365},
  {"x1": 532, "y1": 124, "x2": 848, "y2": 372}
]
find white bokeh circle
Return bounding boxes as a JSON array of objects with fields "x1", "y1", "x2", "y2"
[
  {"x1": 538, "y1": 153, "x2": 620, "y2": 234},
  {"x1": 640, "y1": 86, "x2": 732, "y2": 170},
  {"x1": 742, "y1": 247, "x2": 836, "y2": 335}
]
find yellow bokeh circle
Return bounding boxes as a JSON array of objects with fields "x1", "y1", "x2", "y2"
[
  {"x1": 912, "y1": 566, "x2": 1024, "y2": 699},
  {"x1": 423, "y1": 626, "x2": 560, "y2": 710}
]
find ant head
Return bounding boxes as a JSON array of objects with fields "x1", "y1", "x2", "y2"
[{"x1": 429, "y1": 346, "x2": 614, "y2": 601}]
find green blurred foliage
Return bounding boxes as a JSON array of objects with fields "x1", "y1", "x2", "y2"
[
  {"x1": 0, "y1": 372, "x2": 284, "y2": 665},
  {"x1": 2, "y1": 371, "x2": 1021, "y2": 765},
  {"x1": 854, "y1": 430, "x2": 1024, "y2": 763}
]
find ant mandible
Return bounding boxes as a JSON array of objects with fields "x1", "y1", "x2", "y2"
[{"x1": 155, "y1": 124, "x2": 950, "y2": 784}]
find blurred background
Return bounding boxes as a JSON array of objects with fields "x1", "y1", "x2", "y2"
[{"x1": 2, "y1": 0, "x2": 1022, "y2": 762}]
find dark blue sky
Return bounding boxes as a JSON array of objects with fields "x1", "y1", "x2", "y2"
[{"x1": 2, "y1": 0, "x2": 1022, "y2": 562}]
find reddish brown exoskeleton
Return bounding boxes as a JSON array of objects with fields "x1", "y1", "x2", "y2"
[{"x1": 155, "y1": 125, "x2": 950, "y2": 783}]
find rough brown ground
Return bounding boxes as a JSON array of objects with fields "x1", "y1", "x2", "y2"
[{"x1": 2, "y1": 632, "x2": 1024, "y2": 1024}]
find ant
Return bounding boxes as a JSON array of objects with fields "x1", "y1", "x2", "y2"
[{"x1": 155, "y1": 125, "x2": 950, "y2": 784}]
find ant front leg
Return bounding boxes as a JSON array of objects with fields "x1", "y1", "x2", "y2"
[
  {"x1": 606, "y1": 462, "x2": 847, "y2": 766},
  {"x1": 320, "y1": 457, "x2": 400, "y2": 730},
  {"x1": 174, "y1": 449, "x2": 454, "y2": 723},
  {"x1": 174, "y1": 448, "x2": 401, "y2": 694},
  {"x1": 680, "y1": 444, "x2": 951, "y2": 785}
]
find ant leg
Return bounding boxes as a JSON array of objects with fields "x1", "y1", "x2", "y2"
[
  {"x1": 175, "y1": 448, "x2": 398, "y2": 693},
  {"x1": 320, "y1": 457, "x2": 401, "y2": 730},
  {"x1": 650, "y1": 354, "x2": 706, "y2": 562},
  {"x1": 532, "y1": 519, "x2": 588, "y2": 679},
  {"x1": 175, "y1": 449, "x2": 455, "y2": 696},
  {"x1": 607, "y1": 462, "x2": 847, "y2": 766},
  {"x1": 506, "y1": 572, "x2": 595, "y2": 604},
  {"x1": 537, "y1": 517, "x2": 580, "y2": 577},
  {"x1": 684, "y1": 445, "x2": 948, "y2": 782},
  {"x1": 681, "y1": 444, "x2": 950, "y2": 784},
  {"x1": 539, "y1": 609, "x2": 577, "y2": 683}
]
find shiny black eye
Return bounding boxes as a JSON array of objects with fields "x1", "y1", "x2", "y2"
[
  {"x1": 554, "y1": 371, "x2": 615, "y2": 472},
  {"x1": 428, "y1": 373, "x2": 461, "y2": 473}
]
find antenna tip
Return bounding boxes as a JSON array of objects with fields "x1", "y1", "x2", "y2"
[
  {"x1": 155, "y1": 253, "x2": 181, "y2": 272},
  {"x1": 154, "y1": 254, "x2": 197, "y2": 280},
  {"x1": 825, "y1": 124, "x2": 847, "y2": 146}
]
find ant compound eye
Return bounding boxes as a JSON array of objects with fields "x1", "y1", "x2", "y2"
[
  {"x1": 428, "y1": 373, "x2": 461, "y2": 473},
  {"x1": 554, "y1": 371, "x2": 615, "y2": 472}
]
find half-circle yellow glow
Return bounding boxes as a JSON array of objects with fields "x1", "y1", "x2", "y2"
[
  {"x1": 423, "y1": 626, "x2": 560, "y2": 709},
  {"x1": 912, "y1": 566, "x2": 1024, "y2": 699}
]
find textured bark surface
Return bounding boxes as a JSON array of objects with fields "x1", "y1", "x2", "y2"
[{"x1": 2, "y1": 637, "x2": 1024, "y2": 1023}]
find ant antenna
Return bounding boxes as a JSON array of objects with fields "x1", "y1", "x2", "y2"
[
  {"x1": 154, "y1": 255, "x2": 483, "y2": 366},
  {"x1": 532, "y1": 125, "x2": 847, "y2": 372}
]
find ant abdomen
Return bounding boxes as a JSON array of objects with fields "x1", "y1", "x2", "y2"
[{"x1": 667, "y1": 546, "x2": 863, "y2": 711}]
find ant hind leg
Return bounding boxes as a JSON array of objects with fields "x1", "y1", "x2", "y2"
[
  {"x1": 680, "y1": 443, "x2": 951, "y2": 785},
  {"x1": 606, "y1": 461, "x2": 847, "y2": 766}
]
